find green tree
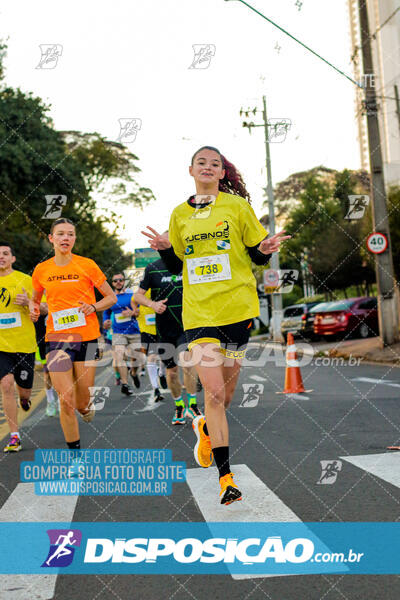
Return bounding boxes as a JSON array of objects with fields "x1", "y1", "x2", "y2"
[
  {"x1": 277, "y1": 170, "x2": 374, "y2": 296},
  {"x1": 387, "y1": 186, "x2": 400, "y2": 281},
  {"x1": 0, "y1": 43, "x2": 153, "y2": 277}
]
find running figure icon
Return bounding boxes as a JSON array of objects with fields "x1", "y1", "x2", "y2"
[{"x1": 45, "y1": 531, "x2": 77, "y2": 566}]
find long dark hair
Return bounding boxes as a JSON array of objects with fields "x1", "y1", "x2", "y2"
[{"x1": 191, "y1": 146, "x2": 251, "y2": 204}]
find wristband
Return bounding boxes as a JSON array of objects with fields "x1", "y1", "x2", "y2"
[{"x1": 90, "y1": 304, "x2": 97, "y2": 313}]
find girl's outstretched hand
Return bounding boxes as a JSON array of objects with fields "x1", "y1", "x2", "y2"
[
  {"x1": 142, "y1": 226, "x2": 171, "y2": 251},
  {"x1": 259, "y1": 230, "x2": 291, "y2": 255}
]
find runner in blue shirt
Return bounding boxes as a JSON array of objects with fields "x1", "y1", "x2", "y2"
[{"x1": 103, "y1": 273, "x2": 144, "y2": 396}]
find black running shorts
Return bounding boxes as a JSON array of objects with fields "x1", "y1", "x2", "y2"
[
  {"x1": 140, "y1": 331, "x2": 158, "y2": 355},
  {"x1": 157, "y1": 332, "x2": 187, "y2": 369},
  {"x1": 185, "y1": 319, "x2": 253, "y2": 359},
  {"x1": 45, "y1": 338, "x2": 100, "y2": 372},
  {"x1": 0, "y1": 351, "x2": 35, "y2": 389}
]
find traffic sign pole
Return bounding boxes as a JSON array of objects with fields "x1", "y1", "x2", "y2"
[{"x1": 358, "y1": 0, "x2": 399, "y2": 345}]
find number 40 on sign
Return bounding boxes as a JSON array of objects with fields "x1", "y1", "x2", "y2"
[{"x1": 366, "y1": 232, "x2": 388, "y2": 254}]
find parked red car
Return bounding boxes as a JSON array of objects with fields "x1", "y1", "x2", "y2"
[{"x1": 311, "y1": 297, "x2": 378, "y2": 339}]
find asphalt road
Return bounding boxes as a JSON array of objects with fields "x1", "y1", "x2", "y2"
[{"x1": 0, "y1": 342, "x2": 399, "y2": 600}]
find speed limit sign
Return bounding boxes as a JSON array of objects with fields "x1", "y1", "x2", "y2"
[
  {"x1": 366, "y1": 232, "x2": 388, "y2": 254},
  {"x1": 264, "y1": 268, "x2": 279, "y2": 293}
]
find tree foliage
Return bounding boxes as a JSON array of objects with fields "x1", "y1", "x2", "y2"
[
  {"x1": 0, "y1": 43, "x2": 153, "y2": 277},
  {"x1": 275, "y1": 168, "x2": 376, "y2": 296}
]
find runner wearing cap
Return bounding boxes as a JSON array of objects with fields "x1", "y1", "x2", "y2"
[{"x1": 103, "y1": 272, "x2": 144, "y2": 396}]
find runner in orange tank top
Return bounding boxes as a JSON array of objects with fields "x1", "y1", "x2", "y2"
[{"x1": 29, "y1": 218, "x2": 116, "y2": 453}]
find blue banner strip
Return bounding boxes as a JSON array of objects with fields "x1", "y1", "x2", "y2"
[{"x1": 0, "y1": 522, "x2": 398, "y2": 574}]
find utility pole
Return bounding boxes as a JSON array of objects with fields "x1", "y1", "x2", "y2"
[
  {"x1": 358, "y1": 0, "x2": 399, "y2": 345},
  {"x1": 262, "y1": 96, "x2": 284, "y2": 343},
  {"x1": 241, "y1": 96, "x2": 284, "y2": 343},
  {"x1": 394, "y1": 84, "x2": 400, "y2": 137}
]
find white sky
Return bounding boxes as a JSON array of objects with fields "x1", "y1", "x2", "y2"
[{"x1": 1, "y1": 0, "x2": 361, "y2": 255}]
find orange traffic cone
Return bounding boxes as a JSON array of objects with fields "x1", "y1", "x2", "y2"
[{"x1": 278, "y1": 333, "x2": 311, "y2": 394}]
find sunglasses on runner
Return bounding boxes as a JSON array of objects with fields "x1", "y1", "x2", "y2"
[{"x1": 112, "y1": 278, "x2": 125, "y2": 282}]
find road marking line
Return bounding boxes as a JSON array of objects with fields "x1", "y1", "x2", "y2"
[
  {"x1": 136, "y1": 392, "x2": 164, "y2": 413},
  {"x1": 249, "y1": 375, "x2": 267, "y2": 382},
  {"x1": 286, "y1": 393, "x2": 310, "y2": 400},
  {"x1": 351, "y1": 377, "x2": 400, "y2": 388},
  {"x1": 340, "y1": 452, "x2": 400, "y2": 488},
  {"x1": 186, "y1": 464, "x2": 301, "y2": 580},
  {"x1": 0, "y1": 483, "x2": 78, "y2": 599}
]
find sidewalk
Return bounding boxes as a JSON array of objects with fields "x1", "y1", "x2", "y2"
[
  {"x1": 250, "y1": 333, "x2": 400, "y2": 365},
  {"x1": 325, "y1": 337, "x2": 400, "y2": 365}
]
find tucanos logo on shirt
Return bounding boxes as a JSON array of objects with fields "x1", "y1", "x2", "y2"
[
  {"x1": 0, "y1": 288, "x2": 11, "y2": 307},
  {"x1": 185, "y1": 245, "x2": 194, "y2": 255},
  {"x1": 184, "y1": 220, "x2": 230, "y2": 243},
  {"x1": 47, "y1": 274, "x2": 79, "y2": 282},
  {"x1": 217, "y1": 239, "x2": 230, "y2": 250}
]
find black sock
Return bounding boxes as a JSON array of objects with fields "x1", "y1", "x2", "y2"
[
  {"x1": 67, "y1": 440, "x2": 81, "y2": 450},
  {"x1": 213, "y1": 446, "x2": 230, "y2": 478},
  {"x1": 203, "y1": 422, "x2": 209, "y2": 436}
]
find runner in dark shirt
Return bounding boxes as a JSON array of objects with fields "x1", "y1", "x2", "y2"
[{"x1": 134, "y1": 256, "x2": 201, "y2": 425}]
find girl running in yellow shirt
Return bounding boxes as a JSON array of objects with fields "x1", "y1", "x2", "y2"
[{"x1": 143, "y1": 146, "x2": 289, "y2": 505}]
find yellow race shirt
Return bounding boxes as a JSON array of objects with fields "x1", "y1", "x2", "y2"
[
  {"x1": 137, "y1": 290, "x2": 156, "y2": 335},
  {"x1": 169, "y1": 192, "x2": 267, "y2": 330},
  {"x1": 0, "y1": 270, "x2": 37, "y2": 353}
]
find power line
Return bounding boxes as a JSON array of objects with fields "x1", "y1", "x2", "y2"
[
  {"x1": 351, "y1": 5, "x2": 400, "y2": 63},
  {"x1": 372, "y1": 5, "x2": 400, "y2": 39},
  {"x1": 224, "y1": 0, "x2": 362, "y2": 87}
]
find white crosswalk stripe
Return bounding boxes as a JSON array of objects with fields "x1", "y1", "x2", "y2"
[
  {"x1": 0, "y1": 483, "x2": 78, "y2": 600},
  {"x1": 186, "y1": 464, "x2": 301, "y2": 580},
  {"x1": 341, "y1": 452, "x2": 400, "y2": 488}
]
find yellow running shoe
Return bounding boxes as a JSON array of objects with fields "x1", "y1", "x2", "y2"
[
  {"x1": 219, "y1": 472, "x2": 242, "y2": 505},
  {"x1": 192, "y1": 416, "x2": 213, "y2": 468}
]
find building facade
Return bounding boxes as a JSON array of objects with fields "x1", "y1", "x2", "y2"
[{"x1": 348, "y1": 0, "x2": 400, "y2": 186}]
